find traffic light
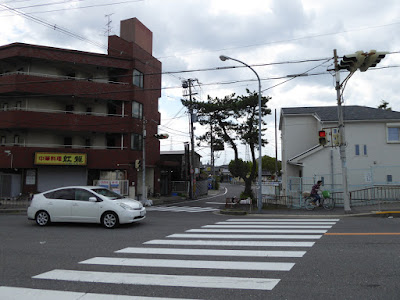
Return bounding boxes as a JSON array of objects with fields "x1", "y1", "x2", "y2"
[
  {"x1": 134, "y1": 159, "x2": 141, "y2": 170},
  {"x1": 154, "y1": 133, "x2": 169, "y2": 139},
  {"x1": 339, "y1": 51, "x2": 366, "y2": 72},
  {"x1": 319, "y1": 130, "x2": 327, "y2": 146},
  {"x1": 359, "y1": 50, "x2": 388, "y2": 72}
]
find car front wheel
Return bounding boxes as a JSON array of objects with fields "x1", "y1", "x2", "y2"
[
  {"x1": 101, "y1": 212, "x2": 119, "y2": 229},
  {"x1": 36, "y1": 211, "x2": 50, "y2": 226}
]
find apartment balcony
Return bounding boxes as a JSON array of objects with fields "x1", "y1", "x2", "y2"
[
  {"x1": 0, "y1": 109, "x2": 140, "y2": 133},
  {"x1": 0, "y1": 72, "x2": 134, "y2": 101}
]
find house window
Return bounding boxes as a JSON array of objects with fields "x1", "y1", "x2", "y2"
[
  {"x1": 387, "y1": 127, "x2": 400, "y2": 142},
  {"x1": 132, "y1": 101, "x2": 143, "y2": 119},
  {"x1": 131, "y1": 133, "x2": 142, "y2": 150},
  {"x1": 64, "y1": 137, "x2": 72, "y2": 148},
  {"x1": 355, "y1": 145, "x2": 367, "y2": 156},
  {"x1": 355, "y1": 145, "x2": 360, "y2": 156},
  {"x1": 387, "y1": 175, "x2": 393, "y2": 183},
  {"x1": 133, "y1": 69, "x2": 144, "y2": 88}
]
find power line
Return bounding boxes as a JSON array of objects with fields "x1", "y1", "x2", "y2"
[{"x1": 0, "y1": 0, "x2": 145, "y2": 16}]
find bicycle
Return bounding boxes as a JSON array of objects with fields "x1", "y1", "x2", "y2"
[{"x1": 304, "y1": 190, "x2": 335, "y2": 211}]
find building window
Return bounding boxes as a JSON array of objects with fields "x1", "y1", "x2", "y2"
[
  {"x1": 86, "y1": 107, "x2": 92, "y2": 115},
  {"x1": 355, "y1": 145, "x2": 367, "y2": 156},
  {"x1": 14, "y1": 135, "x2": 19, "y2": 145},
  {"x1": 1, "y1": 136, "x2": 5, "y2": 145},
  {"x1": 387, "y1": 127, "x2": 400, "y2": 142},
  {"x1": 84, "y1": 138, "x2": 91, "y2": 148},
  {"x1": 2, "y1": 103, "x2": 8, "y2": 111},
  {"x1": 131, "y1": 133, "x2": 142, "y2": 150},
  {"x1": 65, "y1": 105, "x2": 74, "y2": 114},
  {"x1": 387, "y1": 175, "x2": 393, "y2": 183},
  {"x1": 132, "y1": 101, "x2": 143, "y2": 119},
  {"x1": 133, "y1": 69, "x2": 144, "y2": 88},
  {"x1": 64, "y1": 137, "x2": 72, "y2": 148},
  {"x1": 106, "y1": 135, "x2": 116, "y2": 149},
  {"x1": 16, "y1": 101, "x2": 22, "y2": 110}
]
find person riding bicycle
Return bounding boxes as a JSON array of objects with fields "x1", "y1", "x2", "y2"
[{"x1": 310, "y1": 180, "x2": 323, "y2": 206}]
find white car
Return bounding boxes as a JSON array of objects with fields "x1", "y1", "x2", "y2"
[{"x1": 27, "y1": 186, "x2": 146, "y2": 229}]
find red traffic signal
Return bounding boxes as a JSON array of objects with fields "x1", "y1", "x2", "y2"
[
  {"x1": 154, "y1": 133, "x2": 169, "y2": 139},
  {"x1": 319, "y1": 130, "x2": 327, "y2": 146}
]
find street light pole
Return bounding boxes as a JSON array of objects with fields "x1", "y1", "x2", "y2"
[{"x1": 219, "y1": 55, "x2": 263, "y2": 212}]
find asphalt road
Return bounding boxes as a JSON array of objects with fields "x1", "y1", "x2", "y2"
[{"x1": 1, "y1": 191, "x2": 399, "y2": 299}]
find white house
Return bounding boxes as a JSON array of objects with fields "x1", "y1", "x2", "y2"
[{"x1": 279, "y1": 106, "x2": 400, "y2": 199}]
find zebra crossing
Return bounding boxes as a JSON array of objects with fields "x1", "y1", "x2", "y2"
[
  {"x1": 1, "y1": 217, "x2": 340, "y2": 299},
  {"x1": 146, "y1": 205, "x2": 220, "y2": 213}
]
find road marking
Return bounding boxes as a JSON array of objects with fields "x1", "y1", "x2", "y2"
[
  {"x1": 144, "y1": 239, "x2": 315, "y2": 247},
  {"x1": 187, "y1": 229, "x2": 328, "y2": 234},
  {"x1": 116, "y1": 247, "x2": 306, "y2": 257},
  {"x1": 33, "y1": 269, "x2": 281, "y2": 291},
  {"x1": 167, "y1": 233, "x2": 322, "y2": 239},
  {"x1": 217, "y1": 221, "x2": 337, "y2": 225},
  {"x1": 325, "y1": 232, "x2": 400, "y2": 236},
  {"x1": 203, "y1": 225, "x2": 333, "y2": 228},
  {"x1": 80, "y1": 257, "x2": 295, "y2": 271},
  {"x1": 0, "y1": 286, "x2": 195, "y2": 300},
  {"x1": 146, "y1": 206, "x2": 218, "y2": 212},
  {"x1": 226, "y1": 219, "x2": 340, "y2": 221}
]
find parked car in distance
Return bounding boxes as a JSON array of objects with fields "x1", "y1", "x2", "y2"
[{"x1": 27, "y1": 186, "x2": 146, "y2": 229}]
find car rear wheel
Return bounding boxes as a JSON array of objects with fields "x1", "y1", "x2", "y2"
[
  {"x1": 101, "y1": 212, "x2": 119, "y2": 229},
  {"x1": 36, "y1": 211, "x2": 50, "y2": 226}
]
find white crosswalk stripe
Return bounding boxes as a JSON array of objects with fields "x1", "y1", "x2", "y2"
[
  {"x1": 146, "y1": 205, "x2": 219, "y2": 213},
  {"x1": 116, "y1": 247, "x2": 307, "y2": 257},
  {"x1": 1, "y1": 217, "x2": 340, "y2": 299}
]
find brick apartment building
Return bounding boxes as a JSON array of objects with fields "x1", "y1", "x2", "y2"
[{"x1": 0, "y1": 18, "x2": 162, "y2": 198}]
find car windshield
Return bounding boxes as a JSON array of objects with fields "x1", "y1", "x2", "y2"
[{"x1": 92, "y1": 188, "x2": 124, "y2": 200}]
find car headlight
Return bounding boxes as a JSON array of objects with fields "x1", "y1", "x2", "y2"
[{"x1": 119, "y1": 203, "x2": 132, "y2": 210}]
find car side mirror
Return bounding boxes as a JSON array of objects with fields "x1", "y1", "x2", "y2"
[{"x1": 89, "y1": 197, "x2": 98, "y2": 202}]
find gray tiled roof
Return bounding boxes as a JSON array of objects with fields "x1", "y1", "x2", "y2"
[{"x1": 281, "y1": 106, "x2": 400, "y2": 121}]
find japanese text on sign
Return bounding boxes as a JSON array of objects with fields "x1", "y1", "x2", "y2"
[{"x1": 34, "y1": 152, "x2": 87, "y2": 166}]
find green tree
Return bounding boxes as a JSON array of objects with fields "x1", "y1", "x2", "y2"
[
  {"x1": 378, "y1": 100, "x2": 391, "y2": 111},
  {"x1": 182, "y1": 89, "x2": 271, "y2": 199},
  {"x1": 262, "y1": 155, "x2": 282, "y2": 178}
]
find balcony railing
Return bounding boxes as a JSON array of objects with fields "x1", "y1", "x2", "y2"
[
  {"x1": 0, "y1": 106, "x2": 125, "y2": 118},
  {"x1": 0, "y1": 71, "x2": 128, "y2": 85},
  {"x1": 0, "y1": 142, "x2": 127, "y2": 150}
]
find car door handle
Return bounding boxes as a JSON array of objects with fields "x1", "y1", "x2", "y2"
[{"x1": 72, "y1": 203, "x2": 79, "y2": 206}]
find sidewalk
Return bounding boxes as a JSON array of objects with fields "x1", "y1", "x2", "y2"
[
  {"x1": 1, "y1": 188, "x2": 399, "y2": 217},
  {"x1": 147, "y1": 189, "x2": 400, "y2": 218}
]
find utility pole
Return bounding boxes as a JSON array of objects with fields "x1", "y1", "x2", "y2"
[
  {"x1": 142, "y1": 117, "x2": 147, "y2": 201},
  {"x1": 274, "y1": 109, "x2": 278, "y2": 181},
  {"x1": 334, "y1": 49, "x2": 351, "y2": 213},
  {"x1": 182, "y1": 79, "x2": 197, "y2": 199}
]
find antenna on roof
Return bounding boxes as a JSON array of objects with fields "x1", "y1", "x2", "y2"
[{"x1": 104, "y1": 13, "x2": 114, "y2": 37}]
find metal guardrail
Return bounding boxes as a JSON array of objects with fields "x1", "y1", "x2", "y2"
[{"x1": 263, "y1": 185, "x2": 400, "y2": 211}]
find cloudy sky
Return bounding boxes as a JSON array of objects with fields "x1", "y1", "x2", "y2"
[{"x1": 1, "y1": 0, "x2": 399, "y2": 165}]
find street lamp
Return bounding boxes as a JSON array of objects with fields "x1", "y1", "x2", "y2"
[{"x1": 219, "y1": 55, "x2": 263, "y2": 212}]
